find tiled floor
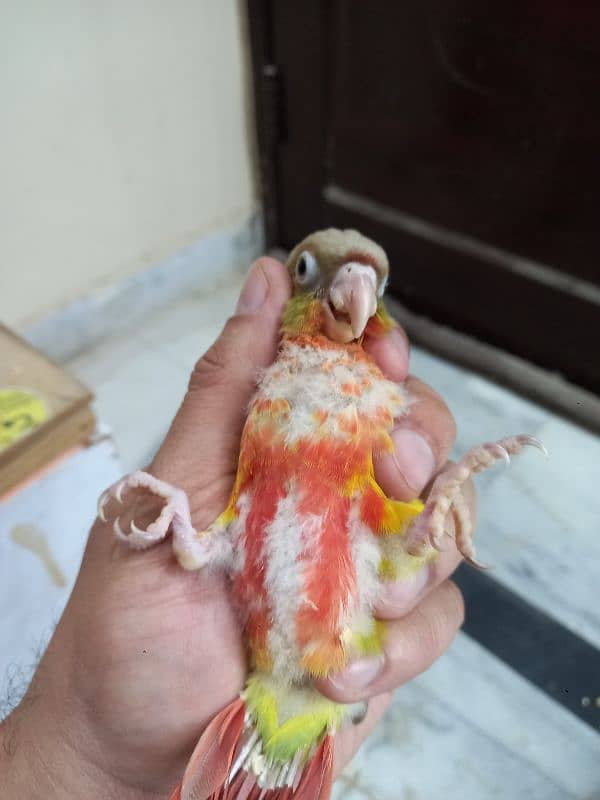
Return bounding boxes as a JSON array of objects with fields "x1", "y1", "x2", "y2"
[
  {"x1": 68, "y1": 282, "x2": 241, "y2": 471},
  {"x1": 32, "y1": 275, "x2": 600, "y2": 796},
  {"x1": 1, "y1": 435, "x2": 122, "y2": 715}
]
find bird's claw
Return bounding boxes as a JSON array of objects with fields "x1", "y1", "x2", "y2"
[
  {"x1": 406, "y1": 433, "x2": 547, "y2": 565},
  {"x1": 114, "y1": 480, "x2": 127, "y2": 504},
  {"x1": 518, "y1": 434, "x2": 548, "y2": 457},
  {"x1": 97, "y1": 493, "x2": 108, "y2": 522},
  {"x1": 97, "y1": 471, "x2": 196, "y2": 551},
  {"x1": 494, "y1": 445, "x2": 510, "y2": 465},
  {"x1": 96, "y1": 471, "x2": 222, "y2": 570}
]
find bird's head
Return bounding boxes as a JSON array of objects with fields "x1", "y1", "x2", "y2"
[{"x1": 281, "y1": 228, "x2": 394, "y2": 344}]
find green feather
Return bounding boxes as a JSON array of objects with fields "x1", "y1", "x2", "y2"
[
  {"x1": 353, "y1": 619, "x2": 387, "y2": 656},
  {"x1": 243, "y1": 673, "x2": 347, "y2": 764},
  {"x1": 264, "y1": 710, "x2": 342, "y2": 762},
  {"x1": 281, "y1": 294, "x2": 321, "y2": 335}
]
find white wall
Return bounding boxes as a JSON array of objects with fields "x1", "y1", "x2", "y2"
[{"x1": 0, "y1": 1, "x2": 258, "y2": 327}]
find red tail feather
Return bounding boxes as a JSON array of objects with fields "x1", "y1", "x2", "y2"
[
  {"x1": 295, "y1": 738, "x2": 334, "y2": 799},
  {"x1": 178, "y1": 698, "x2": 245, "y2": 800},
  {"x1": 168, "y1": 697, "x2": 334, "y2": 800}
]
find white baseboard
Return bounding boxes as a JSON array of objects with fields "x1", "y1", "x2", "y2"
[{"x1": 23, "y1": 212, "x2": 264, "y2": 363}]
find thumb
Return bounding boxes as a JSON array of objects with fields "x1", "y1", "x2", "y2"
[{"x1": 149, "y1": 257, "x2": 291, "y2": 527}]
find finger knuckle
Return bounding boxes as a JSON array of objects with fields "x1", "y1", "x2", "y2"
[
  {"x1": 444, "y1": 580, "x2": 466, "y2": 627},
  {"x1": 417, "y1": 582, "x2": 464, "y2": 657},
  {"x1": 417, "y1": 613, "x2": 447, "y2": 660},
  {"x1": 404, "y1": 377, "x2": 457, "y2": 455},
  {"x1": 189, "y1": 318, "x2": 247, "y2": 392},
  {"x1": 428, "y1": 392, "x2": 457, "y2": 447}
]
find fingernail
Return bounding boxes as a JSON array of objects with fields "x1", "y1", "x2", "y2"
[
  {"x1": 329, "y1": 656, "x2": 385, "y2": 693},
  {"x1": 390, "y1": 429, "x2": 436, "y2": 494},
  {"x1": 235, "y1": 262, "x2": 269, "y2": 315},
  {"x1": 377, "y1": 567, "x2": 430, "y2": 615}
]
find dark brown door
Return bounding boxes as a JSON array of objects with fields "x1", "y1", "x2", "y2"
[{"x1": 249, "y1": 0, "x2": 600, "y2": 393}]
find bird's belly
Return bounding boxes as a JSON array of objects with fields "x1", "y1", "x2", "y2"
[
  {"x1": 228, "y1": 341, "x2": 408, "y2": 679},
  {"x1": 230, "y1": 473, "x2": 381, "y2": 682}
]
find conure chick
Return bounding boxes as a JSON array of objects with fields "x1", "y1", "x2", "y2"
[{"x1": 98, "y1": 228, "x2": 545, "y2": 800}]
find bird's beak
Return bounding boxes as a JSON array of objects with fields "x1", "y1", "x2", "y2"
[{"x1": 322, "y1": 262, "x2": 379, "y2": 343}]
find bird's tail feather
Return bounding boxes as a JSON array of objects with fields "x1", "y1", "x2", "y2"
[{"x1": 169, "y1": 672, "x2": 344, "y2": 800}]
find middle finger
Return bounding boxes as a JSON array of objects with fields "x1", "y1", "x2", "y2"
[{"x1": 374, "y1": 375, "x2": 457, "y2": 502}]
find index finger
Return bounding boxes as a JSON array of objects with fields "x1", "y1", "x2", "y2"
[
  {"x1": 365, "y1": 325, "x2": 457, "y2": 503},
  {"x1": 363, "y1": 321, "x2": 411, "y2": 382}
]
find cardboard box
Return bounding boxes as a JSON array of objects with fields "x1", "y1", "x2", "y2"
[{"x1": 0, "y1": 325, "x2": 95, "y2": 496}]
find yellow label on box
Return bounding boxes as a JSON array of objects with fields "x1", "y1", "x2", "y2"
[{"x1": 0, "y1": 389, "x2": 47, "y2": 451}]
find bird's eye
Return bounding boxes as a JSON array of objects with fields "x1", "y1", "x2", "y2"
[{"x1": 295, "y1": 251, "x2": 319, "y2": 286}]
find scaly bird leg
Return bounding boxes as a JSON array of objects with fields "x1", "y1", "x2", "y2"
[
  {"x1": 97, "y1": 471, "x2": 230, "y2": 570},
  {"x1": 405, "y1": 435, "x2": 547, "y2": 568}
]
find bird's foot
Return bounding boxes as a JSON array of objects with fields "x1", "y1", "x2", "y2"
[
  {"x1": 98, "y1": 470, "x2": 194, "y2": 549},
  {"x1": 405, "y1": 435, "x2": 547, "y2": 567},
  {"x1": 98, "y1": 471, "x2": 226, "y2": 570}
]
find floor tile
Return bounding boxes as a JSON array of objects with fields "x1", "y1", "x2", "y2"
[
  {"x1": 335, "y1": 633, "x2": 599, "y2": 800},
  {"x1": 411, "y1": 348, "x2": 600, "y2": 648},
  {"x1": 68, "y1": 332, "x2": 190, "y2": 471},
  {"x1": 136, "y1": 282, "x2": 242, "y2": 373},
  {"x1": 0, "y1": 437, "x2": 122, "y2": 714}
]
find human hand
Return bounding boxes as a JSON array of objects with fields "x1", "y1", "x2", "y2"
[{"x1": 0, "y1": 257, "x2": 472, "y2": 798}]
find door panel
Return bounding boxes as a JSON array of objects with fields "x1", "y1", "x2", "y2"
[{"x1": 251, "y1": 0, "x2": 600, "y2": 393}]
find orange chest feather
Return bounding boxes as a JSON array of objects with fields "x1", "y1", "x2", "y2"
[{"x1": 236, "y1": 338, "x2": 407, "y2": 495}]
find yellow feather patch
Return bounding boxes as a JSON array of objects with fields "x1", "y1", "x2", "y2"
[
  {"x1": 342, "y1": 470, "x2": 371, "y2": 498},
  {"x1": 266, "y1": 713, "x2": 334, "y2": 762},
  {"x1": 378, "y1": 549, "x2": 436, "y2": 582},
  {"x1": 215, "y1": 505, "x2": 237, "y2": 527},
  {"x1": 244, "y1": 674, "x2": 346, "y2": 764},
  {"x1": 281, "y1": 295, "x2": 323, "y2": 336},
  {"x1": 245, "y1": 676, "x2": 279, "y2": 743},
  {"x1": 381, "y1": 495, "x2": 424, "y2": 534},
  {"x1": 365, "y1": 301, "x2": 397, "y2": 337},
  {"x1": 363, "y1": 476, "x2": 424, "y2": 534},
  {"x1": 353, "y1": 619, "x2": 387, "y2": 656},
  {"x1": 378, "y1": 556, "x2": 398, "y2": 581}
]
